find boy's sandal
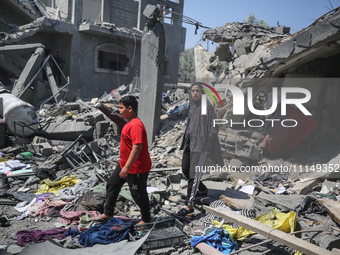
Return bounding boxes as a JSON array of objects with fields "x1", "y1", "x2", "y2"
[{"x1": 177, "y1": 208, "x2": 194, "y2": 216}]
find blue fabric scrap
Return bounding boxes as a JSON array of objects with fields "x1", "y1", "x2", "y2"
[
  {"x1": 66, "y1": 217, "x2": 132, "y2": 247},
  {"x1": 191, "y1": 228, "x2": 238, "y2": 254}
]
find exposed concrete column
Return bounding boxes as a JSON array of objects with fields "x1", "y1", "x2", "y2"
[
  {"x1": 138, "y1": 5, "x2": 165, "y2": 145},
  {"x1": 71, "y1": 0, "x2": 83, "y2": 25},
  {"x1": 101, "y1": 0, "x2": 110, "y2": 22}
]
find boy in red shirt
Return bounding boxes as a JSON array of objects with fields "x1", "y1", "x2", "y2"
[{"x1": 94, "y1": 96, "x2": 151, "y2": 224}]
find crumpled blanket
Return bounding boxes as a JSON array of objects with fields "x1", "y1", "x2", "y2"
[
  {"x1": 191, "y1": 228, "x2": 238, "y2": 254},
  {"x1": 65, "y1": 217, "x2": 132, "y2": 247}
]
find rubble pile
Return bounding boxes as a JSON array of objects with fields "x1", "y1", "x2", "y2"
[{"x1": 0, "y1": 81, "x2": 339, "y2": 255}]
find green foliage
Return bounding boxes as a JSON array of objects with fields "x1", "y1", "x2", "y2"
[
  {"x1": 178, "y1": 48, "x2": 195, "y2": 83},
  {"x1": 245, "y1": 12, "x2": 270, "y2": 28}
]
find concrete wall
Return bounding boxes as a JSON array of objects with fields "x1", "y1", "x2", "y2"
[
  {"x1": 163, "y1": 23, "x2": 186, "y2": 83},
  {"x1": 0, "y1": 1, "x2": 33, "y2": 26},
  {"x1": 110, "y1": 0, "x2": 139, "y2": 29},
  {"x1": 69, "y1": 32, "x2": 141, "y2": 98}
]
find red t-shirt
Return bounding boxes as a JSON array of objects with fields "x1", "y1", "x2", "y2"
[{"x1": 119, "y1": 118, "x2": 151, "y2": 174}]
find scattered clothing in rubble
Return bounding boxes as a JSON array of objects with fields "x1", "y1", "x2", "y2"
[
  {"x1": 213, "y1": 208, "x2": 296, "y2": 241},
  {"x1": 191, "y1": 227, "x2": 238, "y2": 254},
  {"x1": 255, "y1": 173, "x2": 289, "y2": 189},
  {"x1": 28, "y1": 195, "x2": 72, "y2": 217},
  {"x1": 65, "y1": 217, "x2": 132, "y2": 247},
  {"x1": 35, "y1": 175, "x2": 81, "y2": 195},
  {"x1": 15, "y1": 193, "x2": 69, "y2": 220},
  {"x1": 203, "y1": 200, "x2": 234, "y2": 228},
  {"x1": 203, "y1": 200, "x2": 256, "y2": 229},
  {"x1": 295, "y1": 196, "x2": 327, "y2": 215},
  {"x1": 60, "y1": 210, "x2": 100, "y2": 225},
  {"x1": 57, "y1": 175, "x2": 99, "y2": 199},
  {"x1": 17, "y1": 227, "x2": 68, "y2": 246}
]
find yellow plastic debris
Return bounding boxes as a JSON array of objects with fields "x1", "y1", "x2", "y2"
[
  {"x1": 213, "y1": 208, "x2": 296, "y2": 241},
  {"x1": 35, "y1": 175, "x2": 81, "y2": 195}
]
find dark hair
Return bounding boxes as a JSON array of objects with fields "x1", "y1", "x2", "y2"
[
  {"x1": 119, "y1": 95, "x2": 138, "y2": 112},
  {"x1": 190, "y1": 82, "x2": 205, "y2": 95}
]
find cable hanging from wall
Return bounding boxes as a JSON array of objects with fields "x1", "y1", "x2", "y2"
[{"x1": 162, "y1": 10, "x2": 211, "y2": 35}]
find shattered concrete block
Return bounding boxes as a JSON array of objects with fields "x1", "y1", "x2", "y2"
[
  {"x1": 65, "y1": 102, "x2": 80, "y2": 111},
  {"x1": 93, "y1": 121, "x2": 110, "y2": 139},
  {"x1": 32, "y1": 136, "x2": 47, "y2": 144},
  {"x1": 290, "y1": 178, "x2": 320, "y2": 195},
  {"x1": 276, "y1": 25, "x2": 290, "y2": 34},
  {"x1": 320, "y1": 180, "x2": 340, "y2": 194},
  {"x1": 234, "y1": 39, "x2": 246, "y2": 56},
  {"x1": 214, "y1": 42, "x2": 232, "y2": 62}
]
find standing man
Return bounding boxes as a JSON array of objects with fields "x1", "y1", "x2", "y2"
[{"x1": 93, "y1": 95, "x2": 151, "y2": 225}]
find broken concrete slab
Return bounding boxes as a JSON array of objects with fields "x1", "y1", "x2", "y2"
[
  {"x1": 255, "y1": 192, "x2": 306, "y2": 211},
  {"x1": 289, "y1": 178, "x2": 320, "y2": 195},
  {"x1": 11, "y1": 47, "x2": 45, "y2": 103},
  {"x1": 317, "y1": 200, "x2": 340, "y2": 225},
  {"x1": 0, "y1": 43, "x2": 44, "y2": 52},
  {"x1": 39, "y1": 119, "x2": 94, "y2": 140}
]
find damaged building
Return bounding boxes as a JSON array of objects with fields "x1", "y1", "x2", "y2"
[
  {"x1": 1, "y1": 2, "x2": 340, "y2": 255},
  {"x1": 0, "y1": 0, "x2": 186, "y2": 99}
]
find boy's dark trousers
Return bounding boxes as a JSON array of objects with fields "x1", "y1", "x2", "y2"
[{"x1": 104, "y1": 164, "x2": 150, "y2": 223}]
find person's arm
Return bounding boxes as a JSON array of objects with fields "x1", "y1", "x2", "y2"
[{"x1": 119, "y1": 143, "x2": 142, "y2": 178}]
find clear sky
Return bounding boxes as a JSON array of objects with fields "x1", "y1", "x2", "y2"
[{"x1": 182, "y1": 0, "x2": 340, "y2": 50}]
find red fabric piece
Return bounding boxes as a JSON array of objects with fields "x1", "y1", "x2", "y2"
[
  {"x1": 261, "y1": 105, "x2": 318, "y2": 156},
  {"x1": 60, "y1": 210, "x2": 100, "y2": 225},
  {"x1": 119, "y1": 118, "x2": 151, "y2": 174}
]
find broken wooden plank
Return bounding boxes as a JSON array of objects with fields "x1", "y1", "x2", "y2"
[
  {"x1": 196, "y1": 242, "x2": 225, "y2": 255},
  {"x1": 220, "y1": 189, "x2": 254, "y2": 210},
  {"x1": 203, "y1": 205, "x2": 333, "y2": 255},
  {"x1": 317, "y1": 200, "x2": 340, "y2": 225}
]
